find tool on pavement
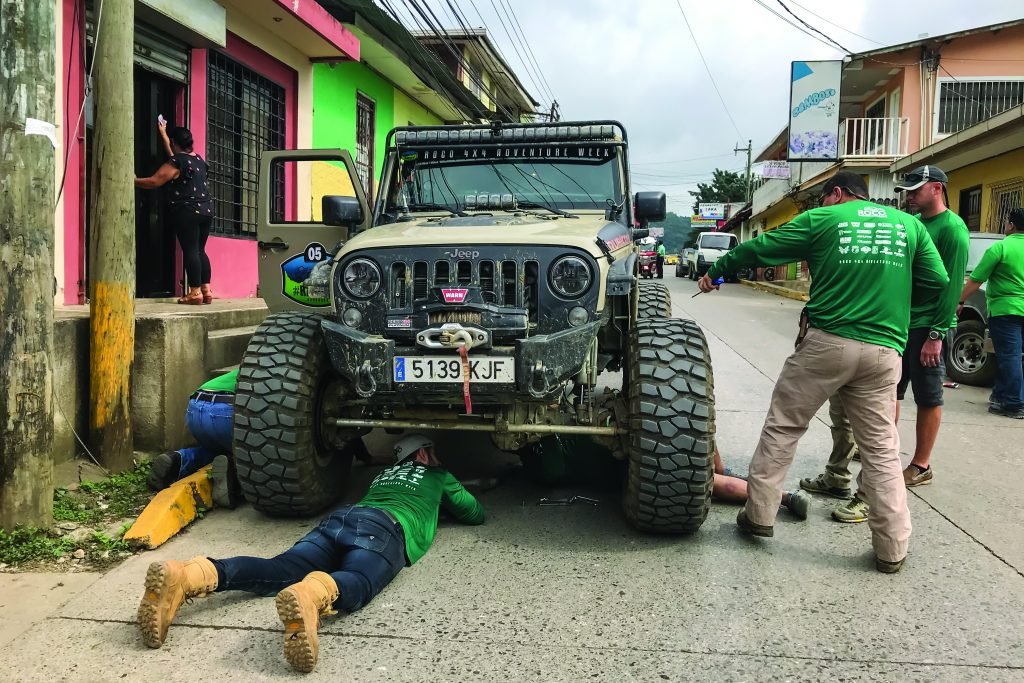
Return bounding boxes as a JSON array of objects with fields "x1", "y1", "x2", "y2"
[{"x1": 538, "y1": 495, "x2": 600, "y2": 506}]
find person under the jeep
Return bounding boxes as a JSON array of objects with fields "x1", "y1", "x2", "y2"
[{"x1": 136, "y1": 434, "x2": 484, "y2": 673}]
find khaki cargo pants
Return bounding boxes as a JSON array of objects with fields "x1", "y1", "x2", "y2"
[{"x1": 744, "y1": 329, "x2": 910, "y2": 562}]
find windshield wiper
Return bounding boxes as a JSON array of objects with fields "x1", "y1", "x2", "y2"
[
  {"x1": 402, "y1": 203, "x2": 468, "y2": 217},
  {"x1": 517, "y1": 201, "x2": 578, "y2": 219}
]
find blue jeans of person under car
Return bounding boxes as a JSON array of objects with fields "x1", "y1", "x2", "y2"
[
  {"x1": 176, "y1": 393, "x2": 233, "y2": 478},
  {"x1": 211, "y1": 506, "x2": 406, "y2": 613},
  {"x1": 988, "y1": 315, "x2": 1024, "y2": 411}
]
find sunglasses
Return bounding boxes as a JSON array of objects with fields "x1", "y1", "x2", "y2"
[{"x1": 818, "y1": 187, "x2": 867, "y2": 206}]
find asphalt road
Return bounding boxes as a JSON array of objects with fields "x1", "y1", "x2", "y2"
[{"x1": 4, "y1": 278, "x2": 1023, "y2": 682}]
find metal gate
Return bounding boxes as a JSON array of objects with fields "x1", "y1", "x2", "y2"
[
  {"x1": 86, "y1": 13, "x2": 190, "y2": 83},
  {"x1": 356, "y1": 93, "x2": 376, "y2": 199}
]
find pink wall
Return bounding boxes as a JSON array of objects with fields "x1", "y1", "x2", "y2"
[
  {"x1": 205, "y1": 236, "x2": 259, "y2": 297},
  {"x1": 62, "y1": 0, "x2": 86, "y2": 304}
]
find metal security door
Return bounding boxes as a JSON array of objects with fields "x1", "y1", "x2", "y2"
[{"x1": 356, "y1": 93, "x2": 376, "y2": 199}]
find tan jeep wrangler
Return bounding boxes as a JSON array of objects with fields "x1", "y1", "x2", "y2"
[{"x1": 235, "y1": 121, "x2": 715, "y2": 533}]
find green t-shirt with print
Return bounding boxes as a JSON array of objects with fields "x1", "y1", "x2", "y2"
[
  {"x1": 357, "y1": 462, "x2": 484, "y2": 565},
  {"x1": 708, "y1": 200, "x2": 950, "y2": 352},
  {"x1": 969, "y1": 233, "x2": 1024, "y2": 317},
  {"x1": 908, "y1": 209, "x2": 970, "y2": 331}
]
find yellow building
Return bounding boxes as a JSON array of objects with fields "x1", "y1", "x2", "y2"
[{"x1": 891, "y1": 105, "x2": 1024, "y2": 233}]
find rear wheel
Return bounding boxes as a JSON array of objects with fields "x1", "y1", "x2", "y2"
[
  {"x1": 946, "y1": 319, "x2": 997, "y2": 387},
  {"x1": 638, "y1": 281, "x2": 671, "y2": 319},
  {"x1": 622, "y1": 318, "x2": 714, "y2": 533},
  {"x1": 233, "y1": 312, "x2": 354, "y2": 516}
]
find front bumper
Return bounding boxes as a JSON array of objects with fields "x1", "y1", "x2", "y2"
[{"x1": 321, "y1": 319, "x2": 602, "y2": 400}]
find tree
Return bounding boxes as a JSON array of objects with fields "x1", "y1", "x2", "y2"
[
  {"x1": 650, "y1": 212, "x2": 701, "y2": 252},
  {"x1": 690, "y1": 169, "x2": 748, "y2": 214}
]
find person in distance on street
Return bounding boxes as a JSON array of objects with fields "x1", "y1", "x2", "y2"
[{"x1": 136, "y1": 434, "x2": 484, "y2": 673}]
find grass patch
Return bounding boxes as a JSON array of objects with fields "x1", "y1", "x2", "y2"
[{"x1": 0, "y1": 461, "x2": 153, "y2": 568}]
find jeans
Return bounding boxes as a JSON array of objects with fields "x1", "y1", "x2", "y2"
[
  {"x1": 212, "y1": 506, "x2": 406, "y2": 613},
  {"x1": 988, "y1": 315, "x2": 1024, "y2": 411},
  {"x1": 177, "y1": 397, "x2": 233, "y2": 478}
]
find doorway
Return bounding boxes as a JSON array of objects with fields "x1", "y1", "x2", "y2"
[{"x1": 134, "y1": 68, "x2": 182, "y2": 298}]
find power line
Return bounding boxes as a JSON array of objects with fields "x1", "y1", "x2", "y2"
[
  {"x1": 774, "y1": 0, "x2": 852, "y2": 53},
  {"x1": 498, "y1": 0, "x2": 556, "y2": 104},
  {"x1": 785, "y1": 0, "x2": 884, "y2": 45},
  {"x1": 750, "y1": 0, "x2": 844, "y2": 53},
  {"x1": 632, "y1": 152, "x2": 737, "y2": 166},
  {"x1": 483, "y1": 0, "x2": 552, "y2": 104},
  {"x1": 673, "y1": 0, "x2": 743, "y2": 140}
]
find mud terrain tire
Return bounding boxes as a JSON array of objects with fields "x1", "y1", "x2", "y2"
[
  {"x1": 637, "y1": 281, "x2": 672, "y2": 319},
  {"x1": 233, "y1": 312, "x2": 352, "y2": 516},
  {"x1": 623, "y1": 318, "x2": 714, "y2": 533}
]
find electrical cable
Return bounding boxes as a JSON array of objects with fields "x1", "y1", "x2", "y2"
[
  {"x1": 673, "y1": 0, "x2": 743, "y2": 140},
  {"x1": 774, "y1": 0, "x2": 852, "y2": 53},
  {"x1": 632, "y1": 152, "x2": 737, "y2": 166},
  {"x1": 496, "y1": 0, "x2": 556, "y2": 104},
  {"x1": 785, "y1": 0, "x2": 884, "y2": 45},
  {"x1": 501, "y1": 0, "x2": 556, "y2": 102},
  {"x1": 484, "y1": 0, "x2": 549, "y2": 103}
]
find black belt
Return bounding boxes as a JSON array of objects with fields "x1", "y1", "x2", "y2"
[{"x1": 191, "y1": 390, "x2": 234, "y2": 404}]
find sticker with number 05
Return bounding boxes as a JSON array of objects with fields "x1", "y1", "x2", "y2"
[{"x1": 393, "y1": 356, "x2": 515, "y2": 383}]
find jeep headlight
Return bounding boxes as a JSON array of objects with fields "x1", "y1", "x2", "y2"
[
  {"x1": 342, "y1": 258, "x2": 381, "y2": 298},
  {"x1": 549, "y1": 256, "x2": 592, "y2": 298}
]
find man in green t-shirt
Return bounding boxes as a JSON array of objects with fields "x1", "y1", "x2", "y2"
[
  {"x1": 656, "y1": 240, "x2": 667, "y2": 278},
  {"x1": 959, "y1": 208, "x2": 1024, "y2": 418},
  {"x1": 698, "y1": 171, "x2": 949, "y2": 573},
  {"x1": 136, "y1": 434, "x2": 484, "y2": 672},
  {"x1": 824, "y1": 166, "x2": 969, "y2": 522}
]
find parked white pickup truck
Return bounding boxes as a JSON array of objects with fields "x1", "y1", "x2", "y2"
[{"x1": 686, "y1": 232, "x2": 738, "y2": 280}]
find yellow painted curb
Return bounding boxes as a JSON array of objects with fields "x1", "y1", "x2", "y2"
[
  {"x1": 123, "y1": 465, "x2": 214, "y2": 550},
  {"x1": 740, "y1": 279, "x2": 810, "y2": 302}
]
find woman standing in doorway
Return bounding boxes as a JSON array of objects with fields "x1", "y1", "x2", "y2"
[{"x1": 135, "y1": 121, "x2": 214, "y2": 304}]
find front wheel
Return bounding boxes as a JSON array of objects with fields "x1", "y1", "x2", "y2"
[
  {"x1": 233, "y1": 312, "x2": 354, "y2": 516},
  {"x1": 637, "y1": 281, "x2": 672, "y2": 319},
  {"x1": 946, "y1": 319, "x2": 997, "y2": 387},
  {"x1": 622, "y1": 318, "x2": 715, "y2": 534}
]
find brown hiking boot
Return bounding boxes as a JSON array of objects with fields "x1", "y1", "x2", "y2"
[
  {"x1": 137, "y1": 557, "x2": 218, "y2": 648},
  {"x1": 276, "y1": 571, "x2": 339, "y2": 673}
]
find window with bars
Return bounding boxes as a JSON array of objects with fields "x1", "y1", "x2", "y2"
[
  {"x1": 989, "y1": 178, "x2": 1024, "y2": 233},
  {"x1": 355, "y1": 93, "x2": 376, "y2": 199},
  {"x1": 958, "y1": 186, "x2": 982, "y2": 232},
  {"x1": 207, "y1": 51, "x2": 287, "y2": 237},
  {"x1": 938, "y1": 79, "x2": 1024, "y2": 135}
]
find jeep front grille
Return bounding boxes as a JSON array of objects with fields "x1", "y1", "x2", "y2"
[{"x1": 398, "y1": 258, "x2": 538, "y2": 309}]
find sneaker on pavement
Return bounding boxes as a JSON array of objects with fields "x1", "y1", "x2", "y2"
[
  {"x1": 832, "y1": 495, "x2": 869, "y2": 523},
  {"x1": 876, "y1": 556, "x2": 906, "y2": 574},
  {"x1": 988, "y1": 405, "x2": 1024, "y2": 419},
  {"x1": 147, "y1": 451, "x2": 181, "y2": 491},
  {"x1": 736, "y1": 509, "x2": 773, "y2": 537},
  {"x1": 785, "y1": 490, "x2": 810, "y2": 520},
  {"x1": 799, "y1": 473, "x2": 852, "y2": 499},
  {"x1": 903, "y1": 464, "x2": 933, "y2": 487},
  {"x1": 211, "y1": 455, "x2": 242, "y2": 509}
]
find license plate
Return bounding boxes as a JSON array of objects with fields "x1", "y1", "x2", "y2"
[{"x1": 393, "y1": 356, "x2": 515, "y2": 383}]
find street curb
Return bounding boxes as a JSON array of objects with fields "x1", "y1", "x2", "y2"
[
  {"x1": 740, "y1": 279, "x2": 809, "y2": 302},
  {"x1": 123, "y1": 465, "x2": 214, "y2": 550}
]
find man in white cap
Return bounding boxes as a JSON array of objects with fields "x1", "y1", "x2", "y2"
[{"x1": 136, "y1": 434, "x2": 484, "y2": 673}]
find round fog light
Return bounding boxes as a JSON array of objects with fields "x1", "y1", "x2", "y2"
[
  {"x1": 567, "y1": 306, "x2": 589, "y2": 327},
  {"x1": 342, "y1": 307, "x2": 362, "y2": 328}
]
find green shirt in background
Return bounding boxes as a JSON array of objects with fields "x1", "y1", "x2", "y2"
[
  {"x1": 357, "y1": 462, "x2": 485, "y2": 565},
  {"x1": 708, "y1": 200, "x2": 950, "y2": 352},
  {"x1": 198, "y1": 369, "x2": 238, "y2": 393},
  {"x1": 656, "y1": 244, "x2": 666, "y2": 256},
  {"x1": 970, "y1": 233, "x2": 1024, "y2": 317},
  {"x1": 909, "y1": 210, "x2": 969, "y2": 331}
]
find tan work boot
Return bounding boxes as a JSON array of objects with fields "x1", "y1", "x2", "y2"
[
  {"x1": 276, "y1": 571, "x2": 339, "y2": 673},
  {"x1": 137, "y1": 557, "x2": 218, "y2": 648}
]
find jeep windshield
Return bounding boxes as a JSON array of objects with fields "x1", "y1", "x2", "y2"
[{"x1": 383, "y1": 144, "x2": 622, "y2": 217}]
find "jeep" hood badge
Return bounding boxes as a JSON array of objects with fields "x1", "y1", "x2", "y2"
[{"x1": 441, "y1": 288, "x2": 469, "y2": 303}]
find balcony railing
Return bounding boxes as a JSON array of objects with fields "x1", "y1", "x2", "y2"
[{"x1": 840, "y1": 117, "x2": 909, "y2": 158}]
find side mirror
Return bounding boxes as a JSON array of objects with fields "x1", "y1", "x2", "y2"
[
  {"x1": 631, "y1": 227, "x2": 650, "y2": 241},
  {"x1": 323, "y1": 195, "x2": 364, "y2": 228},
  {"x1": 634, "y1": 191, "x2": 667, "y2": 223}
]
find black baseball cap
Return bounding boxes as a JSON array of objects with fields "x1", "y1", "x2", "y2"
[{"x1": 895, "y1": 165, "x2": 948, "y2": 192}]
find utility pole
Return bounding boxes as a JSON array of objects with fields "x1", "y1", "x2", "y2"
[
  {"x1": 0, "y1": 0, "x2": 57, "y2": 529},
  {"x1": 89, "y1": 0, "x2": 136, "y2": 471},
  {"x1": 735, "y1": 138, "x2": 753, "y2": 202}
]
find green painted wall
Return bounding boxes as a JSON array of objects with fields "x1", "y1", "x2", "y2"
[{"x1": 394, "y1": 89, "x2": 442, "y2": 128}]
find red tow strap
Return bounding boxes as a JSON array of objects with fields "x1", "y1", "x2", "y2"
[{"x1": 459, "y1": 345, "x2": 473, "y2": 415}]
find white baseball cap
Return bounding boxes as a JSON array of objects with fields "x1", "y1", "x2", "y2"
[{"x1": 393, "y1": 434, "x2": 434, "y2": 463}]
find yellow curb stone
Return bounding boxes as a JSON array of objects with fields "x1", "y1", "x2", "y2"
[
  {"x1": 123, "y1": 465, "x2": 214, "y2": 550},
  {"x1": 740, "y1": 279, "x2": 810, "y2": 302}
]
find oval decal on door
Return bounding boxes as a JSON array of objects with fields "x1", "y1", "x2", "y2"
[{"x1": 281, "y1": 242, "x2": 331, "y2": 307}]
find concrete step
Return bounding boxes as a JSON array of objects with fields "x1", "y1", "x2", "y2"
[{"x1": 205, "y1": 326, "x2": 257, "y2": 372}]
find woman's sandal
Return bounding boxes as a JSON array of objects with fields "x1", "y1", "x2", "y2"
[
  {"x1": 177, "y1": 292, "x2": 204, "y2": 305},
  {"x1": 201, "y1": 289, "x2": 214, "y2": 305}
]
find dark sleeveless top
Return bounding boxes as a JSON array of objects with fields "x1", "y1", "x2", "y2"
[{"x1": 167, "y1": 153, "x2": 213, "y2": 216}]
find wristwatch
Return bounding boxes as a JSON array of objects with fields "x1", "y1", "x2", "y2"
[{"x1": 927, "y1": 330, "x2": 943, "y2": 341}]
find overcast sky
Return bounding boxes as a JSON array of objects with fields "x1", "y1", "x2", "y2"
[{"x1": 416, "y1": 0, "x2": 1021, "y2": 213}]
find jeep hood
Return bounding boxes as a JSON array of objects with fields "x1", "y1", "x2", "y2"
[{"x1": 339, "y1": 214, "x2": 622, "y2": 260}]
